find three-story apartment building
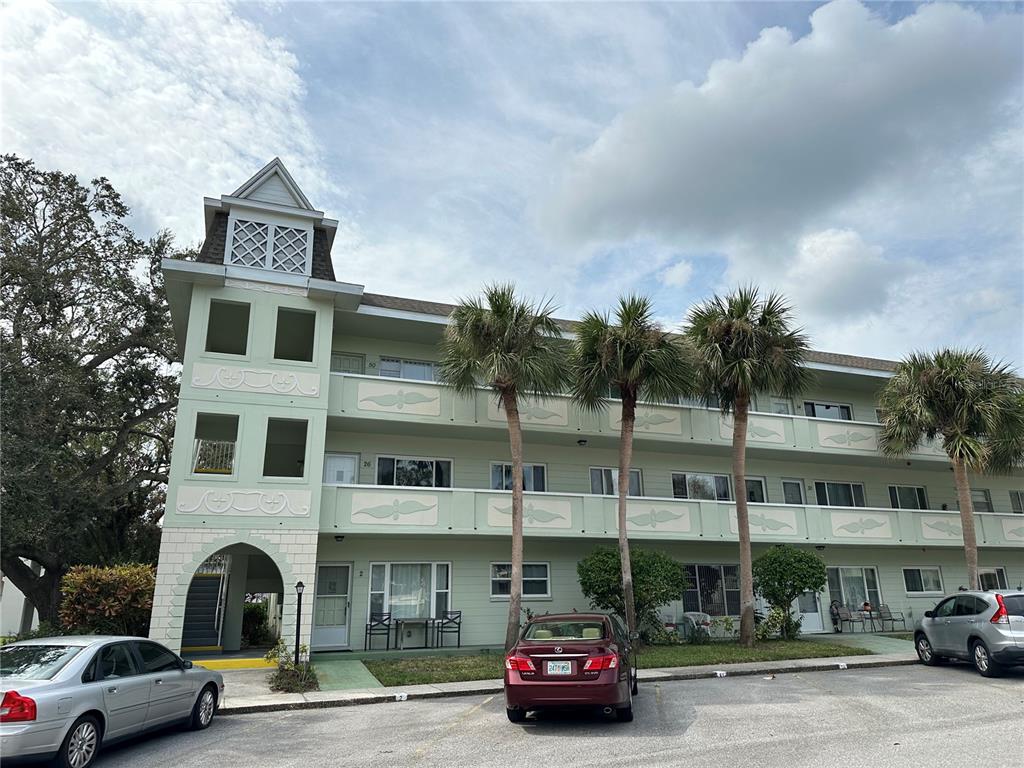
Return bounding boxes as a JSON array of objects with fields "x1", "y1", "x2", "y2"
[{"x1": 150, "y1": 160, "x2": 1024, "y2": 655}]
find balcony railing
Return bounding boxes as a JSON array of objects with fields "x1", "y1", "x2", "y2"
[
  {"x1": 191, "y1": 439, "x2": 236, "y2": 475},
  {"x1": 326, "y1": 373, "x2": 947, "y2": 462},
  {"x1": 319, "y1": 484, "x2": 1024, "y2": 549}
]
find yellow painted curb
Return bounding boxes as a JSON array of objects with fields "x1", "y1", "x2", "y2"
[{"x1": 194, "y1": 658, "x2": 276, "y2": 670}]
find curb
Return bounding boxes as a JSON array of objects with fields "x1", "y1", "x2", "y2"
[{"x1": 218, "y1": 654, "x2": 918, "y2": 716}]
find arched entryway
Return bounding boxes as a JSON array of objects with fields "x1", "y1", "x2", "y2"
[{"x1": 181, "y1": 543, "x2": 284, "y2": 654}]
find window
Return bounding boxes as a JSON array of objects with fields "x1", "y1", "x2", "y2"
[
  {"x1": 745, "y1": 478, "x2": 767, "y2": 503},
  {"x1": 490, "y1": 563, "x2": 550, "y2": 599},
  {"x1": 524, "y1": 620, "x2": 604, "y2": 640},
  {"x1": 590, "y1": 467, "x2": 642, "y2": 496},
  {"x1": 955, "y1": 595, "x2": 989, "y2": 616},
  {"x1": 804, "y1": 401, "x2": 853, "y2": 420},
  {"x1": 490, "y1": 463, "x2": 546, "y2": 492},
  {"x1": 379, "y1": 357, "x2": 436, "y2": 381},
  {"x1": 672, "y1": 473, "x2": 730, "y2": 501},
  {"x1": 0, "y1": 645, "x2": 82, "y2": 681},
  {"x1": 191, "y1": 413, "x2": 239, "y2": 475},
  {"x1": 875, "y1": 408, "x2": 886, "y2": 423},
  {"x1": 933, "y1": 597, "x2": 956, "y2": 618},
  {"x1": 782, "y1": 479, "x2": 805, "y2": 505},
  {"x1": 227, "y1": 218, "x2": 309, "y2": 275},
  {"x1": 768, "y1": 397, "x2": 793, "y2": 415},
  {"x1": 97, "y1": 643, "x2": 139, "y2": 680},
  {"x1": 368, "y1": 562, "x2": 450, "y2": 619},
  {"x1": 902, "y1": 567, "x2": 943, "y2": 595},
  {"x1": 323, "y1": 454, "x2": 359, "y2": 484},
  {"x1": 826, "y1": 567, "x2": 881, "y2": 609},
  {"x1": 273, "y1": 308, "x2": 316, "y2": 362},
  {"x1": 678, "y1": 395, "x2": 720, "y2": 409},
  {"x1": 888, "y1": 486, "x2": 929, "y2": 510},
  {"x1": 376, "y1": 456, "x2": 452, "y2": 488},
  {"x1": 815, "y1": 481, "x2": 866, "y2": 507},
  {"x1": 1011, "y1": 491, "x2": 1024, "y2": 514},
  {"x1": 682, "y1": 564, "x2": 740, "y2": 616},
  {"x1": 262, "y1": 418, "x2": 308, "y2": 478},
  {"x1": 205, "y1": 300, "x2": 250, "y2": 355},
  {"x1": 330, "y1": 352, "x2": 365, "y2": 375},
  {"x1": 978, "y1": 568, "x2": 1008, "y2": 591},
  {"x1": 135, "y1": 642, "x2": 181, "y2": 673},
  {"x1": 970, "y1": 489, "x2": 993, "y2": 513}
]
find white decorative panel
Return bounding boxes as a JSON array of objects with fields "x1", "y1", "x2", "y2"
[
  {"x1": 610, "y1": 407, "x2": 681, "y2": 435},
  {"x1": 623, "y1": 501, "x2": 692, "y2": 533},
  {"x1": 487, "y1": 397, "x2": 568, "y2": 427},
  {"x1": 816, "y1": 422, "x2": 879, "y2": 451},
  {"x1": 830, "y1": 511, "x2": 893, "y2": 539},
  {"x1": 351, "y1": 492, "x2": 438, "y2": 526},
  {"x1": 229, "y1": 220, "x2": 269, "y2": 267},
  {"x1": 1002, "y1": 518, "x2": 1024, "y2": 542},
  {"x1": 224, "y1": 278, "x2": 307, "y2": 297},
  {"x1": 919, "y1": 515, "x2": 963, "y2": 541},
  {"x1": 729, "y1": 507, "x2": 798, "y2": 535},
  {"x1": 271, "y1": 226, "x2": 308, "y2": 274},
  {"x1": 356, "y1": 380, "x2": 441, "y2": 416},
  {"x1": 719, "y1": 414, "x2": 787, "y2": 444},
  {"x1": 176, "y1": 488, "x2": 310, "y2": 517},
  {"x1": 486, "y1": 496, "x2": 572, "y2": 529},
  {"x1": 191, "y1": 363, "x2": 320, "y2": 397}
]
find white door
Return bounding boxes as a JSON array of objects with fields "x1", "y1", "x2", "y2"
[
  {"x1": 796, "y1": 590, "x2": 825, "y2": 633},
  {"x1": 312, "y1": 564, "x2": 351, "y2": 650}
]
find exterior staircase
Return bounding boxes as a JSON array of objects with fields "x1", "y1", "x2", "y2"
[{"x1": 181, "y1": 574, "x2": 224, "y2": 651}]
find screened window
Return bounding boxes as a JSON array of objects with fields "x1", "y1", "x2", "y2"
[
  {"x1": 979, "y1": 568, "x2": 1008, "y2": 591},
  {"x1": 273, "y1": 308, "x2": 316, "y2": 362},
  {"x1": 888, "y1": 486, "x2": 929, "y2": 510},
  {"x1": 1011, "y1": 491, "x2": 1024, "y2": 514},
  {"x1": 672, "y1": 473, "x2": 730, "y2": 501},
  {"x1": 379, "y1": 357, "x2": 436, "y2": 381},
  {"x1": 205, "y1": 300, "x2": 250, "y2": 356},
  {"x1": 590, "y1": 467, "x2": 642, "y2": 496},
  {"x1": 191, "y1": 413, "x2": 238, "y2": 475},
  {"x1": 322, "y1": 454, "x2": 359, "y2": 484},
  {"x1": 330, "y1": 352, "x2": 365, "y2": 375},
  {"x1": 815, "y1": 481, "x2": 866, "y2": 507},
  {"x1": 782, "y1": 479, "x2": 805, "y2": 505},
  {"x1": 368, "y1": 562, "x2": 450, "y2": 619},
  {"x1": 902, "y1": 567, "x2": 943, "y2": 595},
  {"x1": 376, "y1": 456, "x2": 452, "y2": 488},
  {"x1": 826, "y1": 567, "x2": 881, "y2": 609},
  {"x1": 490, "y1": 563, "x2": 550, "y2": 598},
  {"x1": 681, "y1": 564, "x2": 740, "y2": 616},
  {"x1": 804, "y1": 401, "x2": 853, "y2": 420},
  {"x1": 490, "y1": 463, "x2": 546, "y2": 492},
  {"x1": 969, "y1": 489, "x2": 993, "y2": 513},
  {"x1": 262, "y1": 418, "x2": 308, "y2": 478}
]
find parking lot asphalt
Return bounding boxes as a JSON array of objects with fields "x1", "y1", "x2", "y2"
[{"x1": 95, "y1": 662, "x2": 1023, "y2": 768}]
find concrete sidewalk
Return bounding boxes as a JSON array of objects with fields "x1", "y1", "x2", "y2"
[{"x1": 218, "y1": 650, "x2": 918, "y2": 715}]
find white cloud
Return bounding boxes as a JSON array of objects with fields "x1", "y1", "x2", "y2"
[
  {"x1": 660, "y1": 259, "x2": 694, "y2": 288},
  {"x1": 0, "y1": 0, "x2": 335, "y2": 243}
]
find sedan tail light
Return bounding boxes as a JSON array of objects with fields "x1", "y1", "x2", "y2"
[
  {"x1": 991, "y1": 594, "x2": 1009, "y2": 625},
  {"x1": 583, "y1": 654, "x2": 619, "y2": 671},
  {"x1": 0, "y1": 690, "x2": 37, "y2": 723},
  {"x1": 505, "y1": 654, "x2": 536, "y2": 672}
]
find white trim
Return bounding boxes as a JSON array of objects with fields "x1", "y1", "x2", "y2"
[
  {"x1": 781, "y1": 478, "x2": 806, "y2": 505},
  {"x1": 489, "y1": 462, "x2": 548, "y2": 492},
  {"x1": 671, "y1": 470, "x2": 732, "y2": 502},
  {"x1": 489, "y1": 561, "x2": 551, "y2": 600},
  {"x1": 814, "y1": 480, "x2": 868, "y2": 507},
  {"x1": 803, "y1": 399, "x2": 856, "y2": 421},
  {"x1": 322, "y1": 452, "x2": 360, "y2": 486},
  {"x1": 826, "y1": 565, "x2": 884, "y2": 608},
  {"x1": 887, "y1": 484, "x2": 930, "y2": 511},
  {"x1": 367, "y1": 561, "x2": 453, "y2": 621},
  {"x1": 901, "y1": 566, "x2": 945, "y2": 596},
  {"x1": 978, "y1": 567, "x2": 1009, "y2": 590},
  {"x1": 589, "y1": 466, "x2": 644, "y2": 496},
  {"x1": 804, "y1": 361, "x2": 893, "y2": 379},
  {"x1": 230, "y1": 158, "x2": 316, "y2": 211}
]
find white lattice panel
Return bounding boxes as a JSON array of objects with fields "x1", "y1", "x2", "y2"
[
  {"x1": 229, "y1": 220, "x2": 269, "y2": 267},
  {"x1": 272, "y1": 226, "x2": 308, "y2": 273}
]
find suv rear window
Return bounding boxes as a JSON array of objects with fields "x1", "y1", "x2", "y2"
[
  {"x1": 0, "y1": 644, "x2": 83, "y2": 680},
  {"x1": 524, "y1": 621, "x2": 606, "y2": 640},
  {"x1": 1001, "y1": 595, "x2": 1024, "y2": 617}
]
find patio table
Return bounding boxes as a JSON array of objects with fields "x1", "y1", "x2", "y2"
[
  {"x1": 394, "y1": 617, "x2": 436, "y2": 650},
  {"x1": 860, "y1": 611, "x2": 881, "y2": 632}
]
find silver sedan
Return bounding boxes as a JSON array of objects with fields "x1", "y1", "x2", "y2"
[{"x1": 1, "y1": 635, "x2": 224, "y2": 767}]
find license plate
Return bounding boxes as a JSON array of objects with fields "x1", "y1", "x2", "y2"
[{"x1": 546, "y1": 660, "x2": 572, "y2": 675}]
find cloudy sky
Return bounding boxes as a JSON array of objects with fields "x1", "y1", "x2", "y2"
[{"x1": 3, "y1": 0, "x2": 1022, "y2": 366}]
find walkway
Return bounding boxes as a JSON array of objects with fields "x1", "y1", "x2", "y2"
[{"x1": 806, "y1": 632, "x2": 916, "y2": 655}]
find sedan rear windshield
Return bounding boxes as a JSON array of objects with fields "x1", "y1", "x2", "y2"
[
  {"x1": 0, "y1": 644, "x2": 83, "y2": 680},
  {"x1": 524, "y1": 621, "x2": 606, "y2": 640},
  {"x1": 1002, "y1": 595, "x2": 1024, "y2": 617}
]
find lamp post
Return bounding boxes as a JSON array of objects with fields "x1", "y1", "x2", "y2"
[{"x1": 294, "y1": 581, "x2": 305, "y2": 667}]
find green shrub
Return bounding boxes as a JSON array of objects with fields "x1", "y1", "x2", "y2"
[
  {"x1": 752, "y1": 545, "x2": 827, "y2": 641},
  {"x1": 242, "y1": 600, "x2": 274, "y2": 648},
  {"x1": 59, "y1": 564, "x2": 155, "y2": 636},
  {"x1": 264, "y1": 639, "x2": 319, "y2": 693}
]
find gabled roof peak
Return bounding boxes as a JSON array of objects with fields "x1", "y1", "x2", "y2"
[{"x1": 230, "y1": 157, "x2": 314, "y2": 211}]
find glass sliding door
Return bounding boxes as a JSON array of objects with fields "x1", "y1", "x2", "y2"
[{"x1": 826, "y1": 566, "x2": 881, "y2": 609}]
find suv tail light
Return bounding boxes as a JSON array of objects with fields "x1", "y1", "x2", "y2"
[
  {"x1": 505, "y1": 654, "x2": 536, "y2": 672},
  {"x1": 0, "y1": 691, "x2": 37, "y2": 723},
  {"x1": 991, "y1": 594, "x2": 1009, "y2": 625},
  {"x1": 583, "y1": 654, "x2": 619, "y2": 671}
]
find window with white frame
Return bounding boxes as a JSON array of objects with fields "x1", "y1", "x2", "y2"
[
  {"x1": 672, "y1": 472, "x2": 730, "y2": 501},
  {"x1": 888, "y1": 485, "x2": 929, "y2": 510},
  {"x1": 376, "y1": 456, "x2": 452, "y2": 488},
  {"x1": 379, "y1": 357, "x2": 436, "y2": 381},
  {"x1": 590, "y1": 467, "x2": 642, "y2": 496},
  {"x1": 1011, "y1": 491, "x2": 1024, "y2": 514},
  {"x1": 490, "y1": 463, "x2": 546, "y2": 492},
  {"x1": 803, "y1": 401, "x2": 853, "y2": 420},
  {"x1": 968, "y1": 489, "x2": 993, "y2": 513},
  {"x1": 322, "y1": 453, "x2": 359, "y2": 485},
  {"x1": 902, "y1": 567, "x2": 943, "y2": 595},
  {"x1": 767, "y1": 397, "x2": 793, "y2": 415},
  {"x1": 330, "y1": 352, "x2": 365, "y2": 375},
  {"x1": 682, "y1": 564, "x2": 740, "y2": 616},
  {"x1": 745, "y1": 478, "x2": 767, "y2": 503},
  {"x1": 226, "y1": 218, "x2": 309, "y2": 275},
  {"x1": 678, "y1": 394, "x2": 721, "y2": 409},
  {"x1": 814, "y1": 481, "x2": 866, "y2": 507},
  {"x1": 827, "y1": 566, "x2": 881, "y2": 609},
  {"x1": 782, "y1": 479, "x2": 805, "y2": 505},
  {"x1": 978, "y1": 567, "x2": 1008, "y2": 591},
  {"x1": 368, "y1": 562, "x2": 450, "y2": 619},
  {"x1": 490, "y1": 563, "x2": 550, "y2": 599}
]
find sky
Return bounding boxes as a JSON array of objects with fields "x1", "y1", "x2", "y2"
[{"x1": 3, "y1": 0, "x2": 1022, "y2": 366}]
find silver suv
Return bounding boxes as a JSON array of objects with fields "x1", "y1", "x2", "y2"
[{"x1": 914, "y1": 591, "x2": 1024, "y2": 677}]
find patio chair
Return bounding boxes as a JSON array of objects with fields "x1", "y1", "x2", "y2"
[
  {"x1": 434, "y1": 610, "x2": 463, "y2": 648},
  {"x1": 837, "y1": 606, "x2": 863, "y2": 633},
  {"x1": 364, "y1": 612, "x2": 393, "y2": 651},
  {"x1": 878, "y1": 604, "x2": 907, "y2": 631}
]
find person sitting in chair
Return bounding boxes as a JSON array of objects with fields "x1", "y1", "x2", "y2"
[{"x1": 861, "y1": 601, "x2": 873, "y2": 613}]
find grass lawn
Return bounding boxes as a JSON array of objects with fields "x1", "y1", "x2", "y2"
[
  {"x1": 363, "y1": 640, "x2": 871, "y2": 686},
  {"x1": 882, "y1": 632, "x2": 915, "y2": 642}
]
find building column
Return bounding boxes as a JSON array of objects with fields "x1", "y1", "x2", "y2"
[{"x1": 220, "y1": 554, "x2": 249, "y2": 652}]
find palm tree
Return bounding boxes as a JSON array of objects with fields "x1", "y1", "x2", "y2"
[
  {"x1": 570, "y1": 295, "x2": 696, "y2": 637},
  {"x1": 878, "y1": 349, "x2": 1024, "y2": 589},
  {"x1": 685, "y1": 287, "x2": 811, "y2": 646},
  {"x1": 438, "y1": 284, "x2": 568, "y2": 649}
]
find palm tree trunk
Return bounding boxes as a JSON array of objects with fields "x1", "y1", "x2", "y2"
[
  {"x1": 951, "y1": 458, "x2": 980, "y2": 590},
  {"x1": 501, "y1": 390, "x2": 525, "y2": 651},
  {"x1": 617, "y1": 395, "x2": 638, "y2": 636},
  {"x1": 732, "y1": 396, "x2": 755, "y2": 647}
]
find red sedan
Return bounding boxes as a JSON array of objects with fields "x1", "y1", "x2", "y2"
[{"x1": 503, "y1": 612, "x2": 637, "y2": 723}]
